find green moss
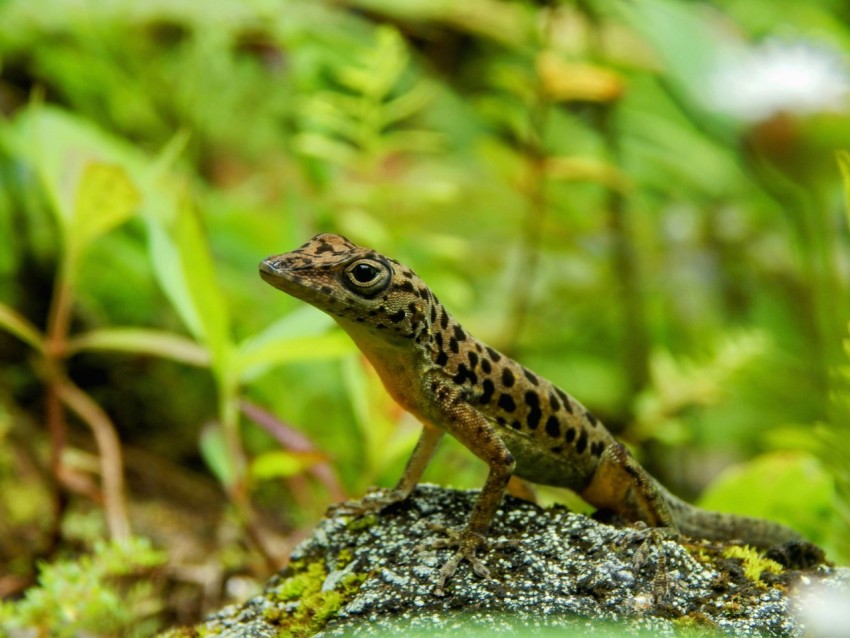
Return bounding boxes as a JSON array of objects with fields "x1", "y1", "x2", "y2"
[
  {"x1": 346, "y1": 513, "x2": 379, "y2": 532},
  {"x1": 0, "y1": 537, "x2": 166, "y2": 638},
  {"x1": 265, "y1": 555, "x2": 367, "y2": 638},
  {"x1": 722, "y1": 545, "x2": 783, "y2": 586},
  {"x1": 673, "y1": 611, "x2": 717, "y2": 634},
  {"x1": 275, "y1": 561, "x2": 326, "y2": 602}
]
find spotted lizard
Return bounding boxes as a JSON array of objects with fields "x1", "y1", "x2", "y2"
[{"x1": 260, "y1": 233, "x2": 804, "y2": 594}]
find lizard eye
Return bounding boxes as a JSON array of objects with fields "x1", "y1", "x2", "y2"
[{"x1": 343, "y1": 259, "x2": 391, "y2": 296}]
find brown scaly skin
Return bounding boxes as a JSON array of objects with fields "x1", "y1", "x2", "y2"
[{"x1": 260, "y1": 233, "x2": 804, "y2": 594}]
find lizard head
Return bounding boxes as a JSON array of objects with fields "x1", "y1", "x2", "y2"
[{"x1": 260, "y1": 233, "x2": 433, "y2": 343}]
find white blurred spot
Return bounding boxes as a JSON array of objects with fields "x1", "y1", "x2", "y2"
[
  {"x1": 704, "y1": 38, "x2": 850, "y2": 122},
  {"x1": 792, "y1": 573, "x2": 850, "y2": 637}
]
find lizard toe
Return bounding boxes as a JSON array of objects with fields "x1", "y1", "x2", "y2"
[{"x1": 424, "y1": 526, "x2": 495, "y2": 595}]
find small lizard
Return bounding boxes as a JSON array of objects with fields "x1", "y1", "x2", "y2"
[{"x1": 260, "y1": 233, "x2": 804, "y2": 594}]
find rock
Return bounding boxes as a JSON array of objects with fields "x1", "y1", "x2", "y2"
[{"x1": 162, "y1": 485, "x2": 847, "y2": 637}]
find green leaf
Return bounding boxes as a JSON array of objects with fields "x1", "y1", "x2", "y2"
[
  {"x1": 837, "y1": 150, "x2": 850, "y2": 230},
  {"x1": 380, "y1": 80, "x2": 435, "y2": 128},
  {"x1": 0, "y1": 303, "x2": 43, "y2": 351},
  {"x1": 699, "y1": 451, "x2": 835, "y2": 544},
  {"x1": 70, "y1": 161, "x2": 141, "y2": 255},
  {"x1": 144, "y1": 188, "x2": 231, "y2": 382},
  {"x1": 11, "y1": 105, "x2": 147, "y2": 237},
  {"x1": 236, "y1": 306, "x2": 353, "y2": 379},
  {"x1": 292, "y1": 132, "x2": 358, "y2": 166},
  {"x1": 67, "y1": 328, "x2": 209, "y2": 366},
  {"x1": 237, "y1": 332, "x2": 354, "y2": 381},
  {"x1": 250, "y1": 450, "x2": 327, "y2": 481},
  {"x1": 199, "y1": 423, "x2": 236, "y2": 489}
]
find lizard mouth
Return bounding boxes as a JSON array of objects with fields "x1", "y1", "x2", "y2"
[
  {"x1": 259, "y1": 258, "x2": 284, "y2": 285},
  {"x1": 259, "y1": 257, "x2": 333, "y2": 305},
  {"x1": 259, "y1": 257, "x2": 307, "y2": 292}
]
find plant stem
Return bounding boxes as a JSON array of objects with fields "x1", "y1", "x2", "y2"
[
  {"x1": 600, "y1": 103, "x2": 650, "y2": 395},
  {"x1": 44, "y1": 251, "x2": 131, "y2": 541},
  {"x1": 56, "y1": 378, "x2": 130, "y2": 541},
  {"x1": 43, "y1": 257, "x2": 75, "y2": 543}
]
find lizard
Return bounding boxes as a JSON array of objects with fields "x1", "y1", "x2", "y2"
[{"x1": 259, "y1": 233, "x2": 805, "y2": 595}]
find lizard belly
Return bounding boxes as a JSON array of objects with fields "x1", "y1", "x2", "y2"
[{"x1": 495, "y1": 422, "x2": 595, "y2": 492}]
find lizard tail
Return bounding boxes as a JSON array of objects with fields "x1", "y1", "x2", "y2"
[{"x1": 659, "y1": 484, "x2": 804, "y2": 548}]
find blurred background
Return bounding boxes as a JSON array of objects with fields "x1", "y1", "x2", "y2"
[{"x1": 1, "y1": 0, "x2": 849, "y2": 634}]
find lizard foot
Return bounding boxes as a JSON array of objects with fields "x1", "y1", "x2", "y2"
[
  {"x1": 628, "y1": 526, "x2": 677, "y2": 603},
  {"x1": 420, "y1": 523, "x2": 517, "y2": 596},
  {"x1": 329, "y1": 487, "x2": 408, "y2": 517}
]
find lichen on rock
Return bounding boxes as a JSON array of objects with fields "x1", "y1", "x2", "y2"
[{"x1": 162, "y1": 485, "x2": 846, "y2": 638}]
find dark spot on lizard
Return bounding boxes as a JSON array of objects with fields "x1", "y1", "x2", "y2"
[
  {"x1": 550, "y1": 445, "x2": 563, "y2": 454},
  {"x1": 575, "y1": 430, "x2": 588, "y2": 454},
  {"x1": 496, "y1": 416, "x2": 506, "y2": 426},
  {"x1": 480, "y1": 358, "x2": 491, "y2": 374},
  {"x1": 407, "y1": 302, "x2": 421, "y2": 323},
  {"x1": 435, "y1": 351, "x2": 448, "y2": 366},
  {"x1": 486, "y1": 346, "x2": 501, "y2": 362},
  {"x1": 468, "y1": 351, "x2": 479, "y2": 369},
  {"x1": 556, "y1": 387, "x2": 573, "y2": 413},
  {"x1": 434, "y1": 333, "x2": 443, "y2": 349},
  {"x1": 387, "y1": 309, "x2": 406, "y2": 323},
  {"x1": 320, "y1": 285, "x2": 334, "y2": 295},
  {"x1": 549, "y1": 392, "x2": 560, "y2": 412},
  {"x1": 545, "y1": 415, "x2": 560, "y2": 438},
  {"x1": 590, "y1": 441, "x2": 605, "y2": 457},
  {"x1": 525, "y1": 391, "x2": 541, "y2": 429},
  {"x1": 523, "y1": 368, "x2": 539, "y2": 386},
  {"x1": 402, "y1": 269, "x2": 414, "y2": 279},
  {"x1": 565, "y1": 427, "x2": 576, "y2": 443},
  {"x1": 479, "y1": 379, "x2": 495, "y2": 404},
  {"x1": 315, "y1": 243, "x2": 335, "y2": 254},
  {"x1": 498, "y1": 394, "x2": 516, "y2": 412},
  {"x1": 586, "y1": 411, "x2": 598, "y2": 427},
  {"x1": 457, "y1": 365, "x2": 478, "y2": 386},
  {"x1": 510, "y1": 420, "x2": 522, "y2": 430},
  {"x1": 430, "y1": 306, "x2": 437, "y2": 324},
  {"x1": 397, "y1": 280, "x2": 416, "y2": 294},
  {"x1": 501, "y1": 368, "x2": 515, "y2": 387},
  {"x1": 440, "y1": 308, "x2": 449, "y2": 329},
  {"x1": 449, "y1": 337, "x2": 459, "y2": 354},
  {"x1": 454, "y1": 325, "x2": 466, "y2": 342},
  {"x1": 418, "y1": 287, "x2": 429, "y2": 300}
]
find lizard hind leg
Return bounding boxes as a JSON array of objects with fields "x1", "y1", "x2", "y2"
[
  {"x1": 579, "y1": 442, "x2": 678, "y2": 531},
  {"x1": 333, "y1": 426, "x2": 444, "y2": 516}
]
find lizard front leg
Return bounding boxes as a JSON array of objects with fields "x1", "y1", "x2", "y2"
[
  {"x1": 424, "y1": 388, "x2": 515, "y2": 595},
  {"x1": 335, "y1": 425, "x2": 444, "y2": 514}
]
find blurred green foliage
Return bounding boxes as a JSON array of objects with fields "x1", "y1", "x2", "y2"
[
  {"x1": 0, "y1": 0, "x2": 849, "y2": 633},
  {"x1": 0, "y1": 537, "x2": 166, "y2": 637}
]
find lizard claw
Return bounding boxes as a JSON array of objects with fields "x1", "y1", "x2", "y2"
[
  {"x1": 329, "y1": 487, "x2": 408, "y2": 517},
  {"x1": 421, "y1": 525, "x2": 496, "y2": 596}
]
